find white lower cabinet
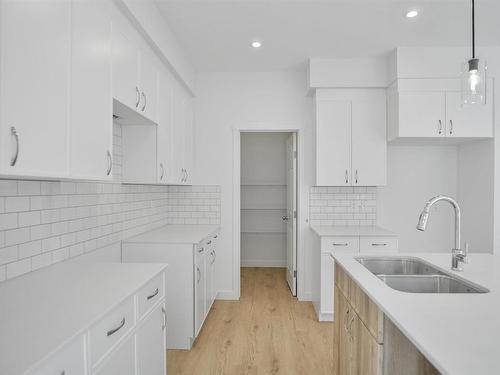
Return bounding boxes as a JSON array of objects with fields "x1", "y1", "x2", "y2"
[
  {"x1": 122, "y1": 229, "x2": 220, "y2": 350},
  {"x1": 136, "y1": 304, "x2": 167, "y2": 375},
  {"x1": 94, "y1": 336, "x2": 136, "y2": 375},
  {"x1": 33, "y1": 337, "x2": 86, "y2": 375}
]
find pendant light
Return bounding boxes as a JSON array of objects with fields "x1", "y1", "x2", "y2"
[{"x1": 461, "y1": 0, "x2": 487, "y2": 105}]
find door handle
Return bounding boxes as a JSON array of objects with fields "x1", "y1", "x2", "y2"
[
  {"x1": 141, "y1": 92, "x2": 146, "y2": 112},
  {"x1": 355, "y1": 169, "x2": 358, "y2": 184},
  {"x1": 161, "y1": 306, "x2": 167, "y2": 330},
  {"x1": 345, "y1": 169, "x2": 349, "y2": 185},
  {"x1": 147, "y1": 288, "x2": 159, "y2": 300},
  {"x1": 160, "y1": 163, "x2": 164, "y2": 180},
  {"x1": 135, "y1": 87, "x2": 140, "y2": 108},
  {"x1": 106, "y1": 150, "x2": 112, "y2": 176},
  {"x1": 438, "y1": 120, "x2": 443, "y2": 135},
  {"x1": 106, "y1": 317, "x2": 126, "y2": 337},
  {"x1": 10, "y1": 126, "x2": 19, "y2": 166},
  {"x1": 449, "y1": 120, "x2": 453, "y2": 135},
  {"x1": 282, "y1": 216, "x2": 289, "y2": 221}
]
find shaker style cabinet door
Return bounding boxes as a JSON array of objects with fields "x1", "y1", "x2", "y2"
[
  {"x1": 397, "y1": 92, "x2": 446, "y2": 138},
  {"x1": 138, "y1": 52, "x2": 159, "y2": 123},
  {"x1": 316, "y1": 100, "x2": 351, "y2": 186},
  {"x1": 94, "y1": 336, "x2": 136, "y2": 375},
  {"x1": 0, "y1": 0, "x2": 70, "y2": 178},
  {"x1": 136, "y1": 305, "x2": 167, "y2": 375},
  {"x1": 157, "y1": 70, "x2": 174, "y2": 184},
  {"x1": 69, "y1": 0, "x2": 113, "y2": 180},
  {"x1": 112, "y1": 27, "x2": 139, "y2": 111}
]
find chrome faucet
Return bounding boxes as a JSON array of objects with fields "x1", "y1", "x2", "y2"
[{"x1": 416, "y1": 195, "x2": 468, "y2": 271}]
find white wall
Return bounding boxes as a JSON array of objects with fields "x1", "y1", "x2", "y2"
[
  {"x1": 193, "y1": 72, "x2": 314, "y2": 300},
  {"x1": 457, "y1": 140, "x2": 495, "y2": 252},
  {"x1": 378, "y1": 145, "x2": 458, "y2": 252}
]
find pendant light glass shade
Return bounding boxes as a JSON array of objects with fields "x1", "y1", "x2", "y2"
[{"x1": 461, "y1": 57, "x2": 487, "y2": 105}]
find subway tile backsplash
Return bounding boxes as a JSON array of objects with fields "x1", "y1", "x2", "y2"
[
  {"x1": 310, "y1": 186, "x2": 377, "y2": 226},
  {"x1": 0, "y1": 180, "x2": 220, "y2": 282}
]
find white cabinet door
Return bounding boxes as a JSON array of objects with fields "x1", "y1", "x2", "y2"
[
  {"x1": 138, "y1": 52, "x2": 159, "y2": 123},
  {"x1": 171, "y1": 83, "x2": 186, "y2": 184},
  {"x1": 70, "y1": 0, "x2": 113, "y2": 180},
  {"x1": 445, "y1": 87, "x2": 494, "y2": 138},
  {"x1": 0, "y1": 0, "x2": 70, "y2": 177},
  {"x1": 194, "y1": 249, "x2": 206, "y2": 336},
  {"x1": 351, "y1": 93, "x2": 387, "y2": 186},
  {"x1": 205, "y1": 248, "x2": 214, "y2": 312},
  {"x1": 136, "y1": 304, "x2": 166, "y2": 375},
  {"x1": 158, "y1": 71, "x2": 173, "y2": 184},
  {"x1": 183, "y1": 96, "x2": 194, "y2": 185},
  {"x1": 398, "y1": 92, "x2": 446, "y2": 138},
  {"x1": 94, "y1": 335, "x2": 135, "y2": 375},
  {"x1": 316, "y1": 100, "x2": 351, "y2": 186},
  {"x1": 31, "y1": 336, "x2": 85, "y2": 375},
  {"x1": 111, "y1": 28, "x2": 139, "y2": 111}
]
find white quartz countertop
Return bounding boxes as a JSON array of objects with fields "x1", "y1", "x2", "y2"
[
  {"x1": 0, "y1": 261, "x2": 167, "y2": 375},
  {"x1": 123, "y1": 224, "x2": 220, "y2": 244},
  {"x1": 310, "y1": 225, "x2": 397, "y2": 237},
  {"x1": 333, "y1": 252, "x2": 500, "y2": 375}
]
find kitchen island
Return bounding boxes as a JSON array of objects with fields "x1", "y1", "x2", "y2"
[{"x1": 333, "y1": 253, "x2": 500, "y2": 375}]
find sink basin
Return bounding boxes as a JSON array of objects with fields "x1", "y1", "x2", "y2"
[
  {"x1": 356, "y1": 256, "x2": 489, "y2": 294},
  {"x1": 356, "y1": 257, "x2": 445, "y2": 276},
  {"x1": 377, "y1": 275, "x2": 488, "y2": 294}
]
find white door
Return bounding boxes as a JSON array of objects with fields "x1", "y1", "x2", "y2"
[
  {"x1": 351, "y1": 92, "x2": 387, "y2": 186},
  {"x1": 138, "y1": 51, "x2": 159, "y2": 122},
  {"x1": 136, "y1": 304, "x2": 166, "y2": 375},
  {"x1": 171, "y1": 83, "x2": 186, "y2": 184},
  {"x1": 111, "y1": 28, "x2": 139, "y2": 110},
  {"x1": 0, "y1": 0, "x2": 70, "y2": 178},
  {"x1": 194, "y1": 250, "x2": 206, "y2": 336},
  {"x1": 157, "y1": 70, "x2": 173, "y2": 184},
  {"x1": 445, "y1": 87, "x2": 494, "y2": 138},
  {"x1": 94, "y1": 336, "x2": 135, "y2": 375},
  {"x1": 285, "y1": 133, "x2": 297, "y2": 296},
  {"x1": 398, "y1": 92, "x2": 446, "y2": 138},
  {"x1": 316, "y1": 100, "x2": 351, "y2": 186},
  {"x1": 70, "y1": 0, "x2": 113, "y2": 180}
]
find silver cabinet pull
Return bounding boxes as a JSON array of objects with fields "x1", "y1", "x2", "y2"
[
  {"x1": 214, "y1": 235, "x2": 218, "y2": 239},
  {"x1": 106, "y1": 317, "x2": 125, "y2": 337},
  {"x1": 135, "y1": 87, "x2": 140, "y2": 108},
  {"x1": 207, "y1": 240, "x2": 212, "y2": 245},
  {"x1": 10, "y1": 126, "x2": 19, "y2": 166},
  {"x1": 344, "y1": 307, "x2": 350, "y2": 332},
  {"x1": 355, "y1": 170, "x2": 358, "y2": 184},
  {"x1": 213, "y1": 250, "x2": 216, "y2": 263},
  {"x1": 198, "y1": 246, "x2": 204, "y2": 253},
  {"x1": 282, "y1": 215, "x2": 289, "y2": 221},
  {"x1": 159, "y1": 163, "x2": 164, "y2": 180},
  {"x1": 345, "y1": 169, "x2": 349, "y2": 184},
  {"x1": 147, "y1": 288, "x2": 159, "y2": 300},
  {"x1": 106, "y1": 150, "x2": 112, "y2": 176},
  {"x1": 449, "y1": 120, "x2": 453, "y2": 135},
  {"x1": 141, "y1": 92, "x2": 146, "y2": 112},
  {"x1": 161, "y1": 306, "x2": 167, "y2": 330},
  {"x1": 333, "y1": 243, "x2": 348, "y2": 246},
  {"x1": 210, "y1": 251, "x2": 215, "y2": 264},
  {"x1": 347, "y1": 312, "x2": 356, "y2": 337},
  {"x1": 438, "y1": 120, "x2": 443, "y2": 135},
  {"x1": 197, "y1": 267, "x2": 201, "y2": 283},
  {"x1": 371, "y1": 243, "x2": 387, "y2": 246},
  {"x1": 180, "y1": 168, "x2": 185, "y2": 183}
]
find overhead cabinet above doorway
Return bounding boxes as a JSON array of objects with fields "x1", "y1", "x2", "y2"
[{"x1": 314, "y1": 89, "x2": 387, "y2": 186}]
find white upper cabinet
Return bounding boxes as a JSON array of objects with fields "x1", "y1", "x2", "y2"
[
  {"x1": 138, "y1": 52, "x2": 159, "y2": 123},
  {"x1": 388, "y1": 79, "x2": 494, "y2": 141},
  {"x1": 315, "y1": 89, "x2": 387, "y2": 186},
  {"x1": 158, "y1": 70, "x2": 173, "y2": 184},
  {"x1": 0, "y1": 0, "x2": 71, "y2": 178},
  {"x1": 111, "y1": 28, "x2": 139, "y2": 111},
  {"x1": 316, "y1": 100, "x2": 351, "y2": 186},
  {"x1": 69, "y1": 0, "x2": 113, "y2": 180}
]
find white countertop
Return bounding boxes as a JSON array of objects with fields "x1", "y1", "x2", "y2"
[
  {"x1": 123, "y1": 224, "x2": 220, "y2": 244},
  {"x1": 0, "y1": 261, "x2": 167, "y2": 375},
  {"x1": 310, "y1": 225, "x2": 397, "y2": 237},
  {"x1": 333, "y1": 252, "x2": 500, "y2": 375}
]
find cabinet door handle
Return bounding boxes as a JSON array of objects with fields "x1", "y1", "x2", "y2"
[
  {"x1": 347, "y1": 313, "x2": 356, "y2": 337},
  {"x1": 344, "y1": 308, "x2": 350, "y2": 332},
  {"x1": 106, "y1": 317, "x2": 125, "y2": 336},
  {"x1": 210, "y1": 251, "x2": 215, "y2": 264},
  {"x1": 141, "y1": 92, "x2": 146, "y2": 112},
  {"x1": 333, "y1": 243, "x2": 348, "y2": 246},
  {"x1": 345, "y1": 169, "x2": 349, "y2": 185},
  {"x1": 197, "y1": 267, "x2": 201, "y2": 283},
  {"x1": 161, "y1": 306, "x2": 167, "y2": 330},
  {"x1": 438, "y1": 120, "x2": 443, "y2": 135},
  {"x1": 213, "y1": 250, "x2": 216, "y2": 263},
  {"x1": 10, "y1": 126, "x2": 19, "y2": 166},
  {"x1": 198, "y1": 246, "x2": 204, "y2": 253},
  {"x1": 147, "y1": 288, "x2": 159, "y2": 300},
  {"x1": 355, "y1": 170, "x2": 358, "y2": 184},
  {"x1": 214, "y1": 235, "x2": 218, "y2": 239},
  {"x1": 160, "y1": 163, "x2": 164, "y2": 180},
  {"x1": 371, "y1": 243, "x2": 387, "y2": 246},
  {"x1": 135, "y1": 87, "x2": 140, "y2": 108},
  {"x1": 207, "y1": 240, "x2": 212, "y2": 245},
  {"x1": 449, "y1": 120, "x2": 453, "y2": 135},
  {"x1": 106, "y1": 150, "x2": 112, "y2": 176},
  {"x1": 185, "y1": 169, "x2": 188, "y2": 182}
]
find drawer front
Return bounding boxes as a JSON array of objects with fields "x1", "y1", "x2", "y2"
[
  {"x1": 321, "y1": 236, "x2": 359, "y2": 253},
  {"x1": 137, "y1": 272, "x2": 165, "y2": 321},
  {"x1": 31, "y1": 336, "x2": 85, "y2": 375},
  {"x1": 89, "y1": 296, "x2": 135, "y2": 367},
  {"x1": 360, "y1": 237, "x2": 398, "y2": 253}
]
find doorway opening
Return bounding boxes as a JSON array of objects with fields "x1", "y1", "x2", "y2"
[{"x1": 239, "y1": 132, "x2": 298, "y2": 296}]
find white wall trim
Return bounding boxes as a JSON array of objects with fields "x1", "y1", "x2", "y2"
[
  {"x1": 232, "y1": 125, "x2": 305, "y2": 301},
  {"x1": 240, "y1": 260, "x2": 287, "y2": 268}
]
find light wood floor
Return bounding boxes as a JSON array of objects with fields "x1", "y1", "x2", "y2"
[{"x1": 167, "y1": 267, "x2": 334, "y2": 375}]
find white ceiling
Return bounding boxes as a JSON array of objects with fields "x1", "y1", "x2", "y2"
[{"x1": 155, "y1": 0, "x2": 500, "y2": 72}]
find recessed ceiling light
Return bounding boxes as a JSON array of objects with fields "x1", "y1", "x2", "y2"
[
  {"x1": 250, "y1": 40, "x2": 262, "y2": 48},
  {"x1": 405, "y1": 10, "x2": 419, "y2": 18}
]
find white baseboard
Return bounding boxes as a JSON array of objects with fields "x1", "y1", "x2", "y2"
[
  {"x1": 240, "y1": 259, "x2": 286, "y2": 267},
  {"x1": 216, "y1": 290, "x2": 239, "y2": 300},
  {"x1": 300, "y1": 291, "x2": 313, "y2": 302},
  {"x1": 312, "y1": 300, "x2": 333, "y2": 322}
]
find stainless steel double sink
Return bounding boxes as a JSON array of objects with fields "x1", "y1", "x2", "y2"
[{"x1": 356, "y1": 257, "x2": 488, "y2": 294}]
